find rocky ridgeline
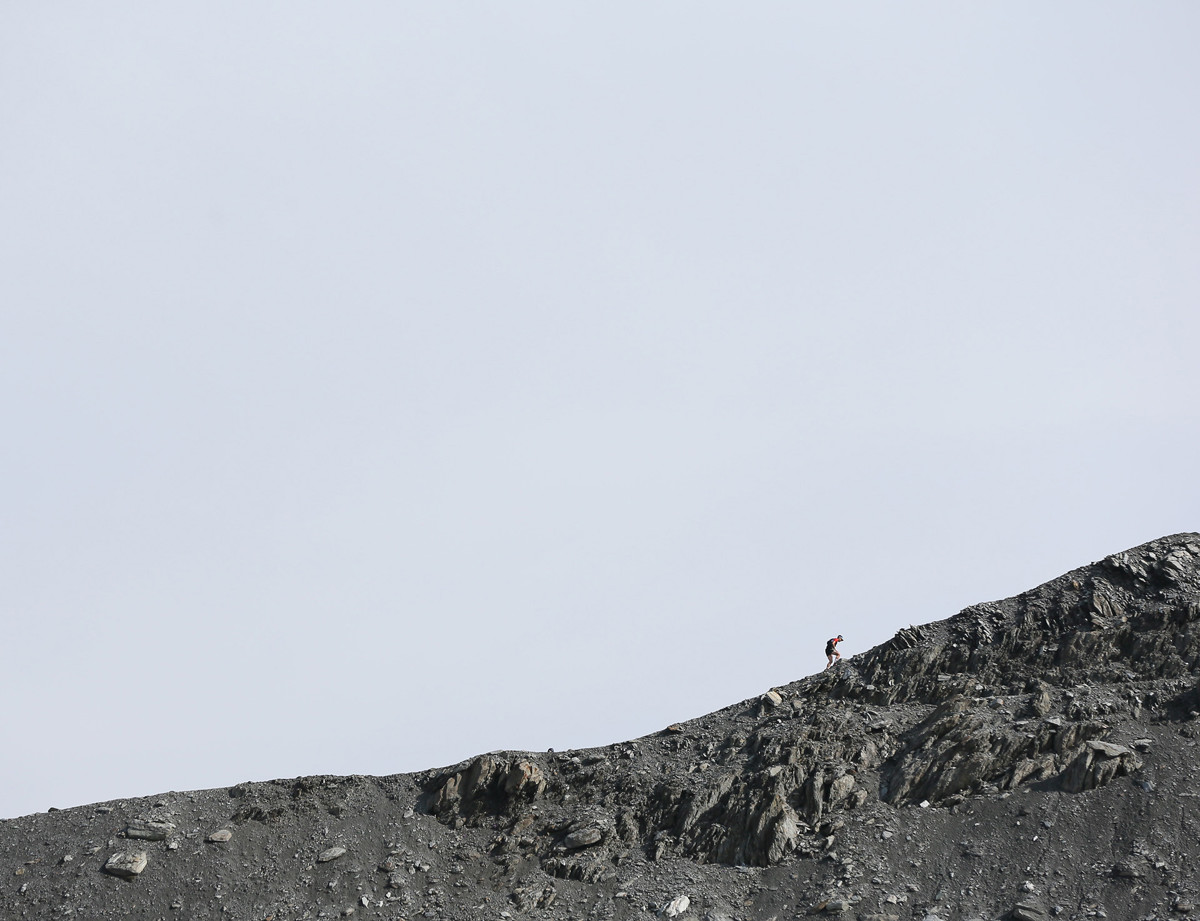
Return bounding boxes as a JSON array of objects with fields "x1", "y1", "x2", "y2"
[
  {"x1": 419, "y1": 537, "x2": 1199, "y2": 872},
  {"x1": 3, "y1": 534, "x2": 1200, "y2": 921}
]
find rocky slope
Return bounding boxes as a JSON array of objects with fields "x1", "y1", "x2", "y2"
[{"x1": 4, "y1": 533, "x2": 1200, "y2": 921}]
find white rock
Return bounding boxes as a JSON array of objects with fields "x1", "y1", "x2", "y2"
[
  {"x1": 664, "y1": 894, "x2": 691, "y2": 917},
  {"x1": 318, "y1": 846, "x2": 348, "y2": 863},
  {"x1": 561, "y1": 826, "x2": 603, "y2": 849},
  {"x1": 126, "y1": 821, "x2": 175, "y2": 841},
  {"x1": 207, "y1": 829, "x2": 233, "y2": 843},
  {"x1": 104, "y1": 851, "x2": 148, "y2": 879},
  {"x1": 1086, "y1": 740, "x2": 1132, "y2": 758}
]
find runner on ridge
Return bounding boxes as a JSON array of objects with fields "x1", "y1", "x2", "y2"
[{"x1": 825, "y1": 635, "x2": 843, "y2": 669}]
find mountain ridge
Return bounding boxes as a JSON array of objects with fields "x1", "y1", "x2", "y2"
[{"x1": 4, "y1": 533, "x2": 1199, "y2": 921}]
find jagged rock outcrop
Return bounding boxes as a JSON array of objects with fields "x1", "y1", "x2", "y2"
[
  {"x1": 3, "y1": 533, "x2": 1199, "y2": 921},
  {"x1": 879, "y1": 700, "x2": 1141, "y2": 805},
  {"x1": 424, "y1": 755, "x2": 547, "y2": 826}
]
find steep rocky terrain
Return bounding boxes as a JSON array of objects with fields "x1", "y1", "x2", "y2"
[{"x1": 4, "y1": 533, "x2": 1200, "y2": 921}]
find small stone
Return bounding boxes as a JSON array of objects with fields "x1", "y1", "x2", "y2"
[
  {"x1": 1012, "y1": 899, "x2": 1048, "y2": 921},
  {"x1": 664, "y1": 894, "x2": 691, "y2": 917},
  {"x1": 125, "y1": 821, "x2": 175, "y2": 842},
  {"x1": 1111, "y1": 859, "x2": 1144, "y2": 879},
  {"x1": 1086, "y1": 740, "x2": 1133, "y2": 758},
  {"x1": 560, "y1": 826, "x2": 603, "y2": 850},
  {"x1": 206, "y1": 829, "x2": 233, "y2": 843},
  {"x1": 318, "y1": 846, "x2": 348, "y2": 863},
  {"x1": 666, "y1": 723, "x2": 685, "y2": 733},
  {"x1": 881, "y1": 830, "x2": 893, "y2": 840},
  {"x1": 103, "y1": 851, "x2": 148, "y2": 880},
  {"x1": 763, "y1": 691, "x2": 783, "y2": 707}
]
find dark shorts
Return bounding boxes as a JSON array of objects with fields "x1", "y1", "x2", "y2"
[{"x1": 825, "y1": 643, "x2": 836, "y2": 656}]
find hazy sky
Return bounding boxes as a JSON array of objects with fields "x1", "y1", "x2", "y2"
[{"x1": 2, "y1": 4, "x2": 1198, "y2": 820}]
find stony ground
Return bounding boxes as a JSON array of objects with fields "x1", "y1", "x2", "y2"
[{"x1": 4, "y1": 533, "x2": 1199, "y2": 921}]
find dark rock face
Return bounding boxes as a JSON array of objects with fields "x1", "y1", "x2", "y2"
[
  {"x1": 3, "y1": 533, "x2": 1200, "y2": 921},
  {"x1": 426, "y1": 755, "x2": 547, "y2": 824}
]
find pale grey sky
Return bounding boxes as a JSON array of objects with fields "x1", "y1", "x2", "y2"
[{"x1": 2, "y1": 3, "x2": 1198, "y2": 820}]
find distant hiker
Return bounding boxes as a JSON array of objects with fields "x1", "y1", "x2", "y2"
[{"x1": 825, "y1": 635, "x2": 843, "y2": 669}]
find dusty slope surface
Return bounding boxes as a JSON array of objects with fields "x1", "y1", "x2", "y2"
[{"x1": 3, "y1": 533, "x2": 1200, "y2": 921}]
